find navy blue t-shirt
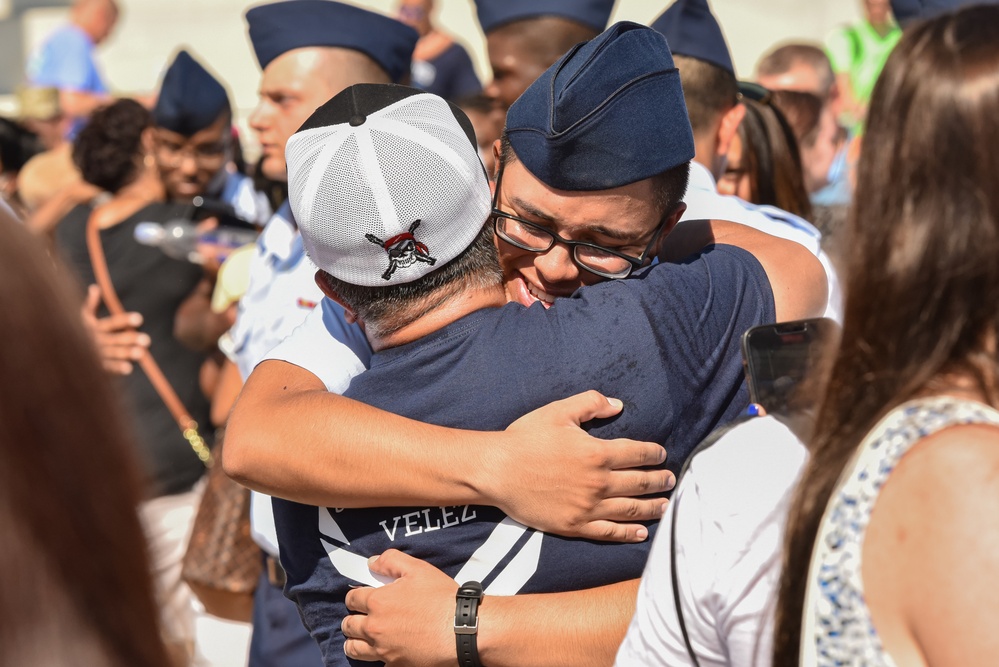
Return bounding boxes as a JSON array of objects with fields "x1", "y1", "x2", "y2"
[{"x1": 273, "y1": 245, "x2": 775, "y2": 665}]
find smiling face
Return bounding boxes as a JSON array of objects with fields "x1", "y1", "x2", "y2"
[
  {"x1": 493, "y1": 157, "x2": 678, "y2": 308},
  {"x1": 153, "y1": 112, "x2": 230, "y2": 200}
]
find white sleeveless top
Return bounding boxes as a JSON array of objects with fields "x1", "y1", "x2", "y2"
[{"x1": 801, "y1": 396, "x2": 999, "y2": 666}]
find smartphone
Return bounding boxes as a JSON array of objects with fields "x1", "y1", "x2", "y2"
[{"x1": 741, "y1": 318, "x2": 839, "y2": 415}]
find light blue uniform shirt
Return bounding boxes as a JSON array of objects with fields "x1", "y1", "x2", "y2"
[
  {"x1": 230, "y1": 202, "x2": 370, "y2": 556},
  {"x1": 680, "y1": 162, "x2": 843, "y2": 323}
]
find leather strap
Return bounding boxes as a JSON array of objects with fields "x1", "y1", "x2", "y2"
[
  {"x1": 454, "y1": 581, "x2": 483, "y2": 667},
  {"x1": 85, "y1": 209, "x2": 213, "y2": 467},
  {"x1": 669, "y1": 414, "x2": 757, "y2": 667}
]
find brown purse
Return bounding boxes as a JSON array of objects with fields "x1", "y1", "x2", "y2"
[{"x1": 86, "y1": 210, "x2": 261, "y2": 623}]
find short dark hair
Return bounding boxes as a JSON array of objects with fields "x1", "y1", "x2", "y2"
[
  {"x1": 318, "y1": 223, "x2": 502, "y2": 337},
  {"x1": 0, "y1": 118, "x2": 43, "y2": 175},
  {"x1": 756, "y1": 43, "x2": 835, "y2": 100},
  {"x1": 72, "y1": 99, "x2": 152, "y2": 193},
  {"x1": 498, "y1": 133, "x2": 690, "y2": 217},
  {"x1": 489, "y1": 16, "x2": 599, "y2": 69},
  {"x1": 674, "y1": 54, "x2": 739, "y2": 137}
]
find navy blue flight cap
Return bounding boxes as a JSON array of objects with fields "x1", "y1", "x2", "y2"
[
  {"x1": 153, "y1": 50, "x2": 231, "y2": 136},
  {"x1": 475, "y1": 0, "x2": 615, "y2": 34},
  {"x1": 245, "y1": 0, "x2": 418, "y2": 82},
  {"x1": 504, "y1": 21, "x2": 694, "y2": 191},
  {"x1": 651, "y1": 0, "x2": 734, "y2": 75},
  {"x1": 891, "y1": 0, "x2": 999, "y2": 24}
]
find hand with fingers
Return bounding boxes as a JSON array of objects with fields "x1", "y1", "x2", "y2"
[
  {"x1": 342, "y1": 550, "x2": 457, "y2": 667},
  {"x1": 484, "y1": 390, "x2": 676, "y2": 544},
  {"x1": 81, "y1": 284, "x2": 150, "y2": 375}
]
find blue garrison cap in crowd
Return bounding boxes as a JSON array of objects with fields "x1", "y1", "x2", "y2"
[
  {"x1": 153, "y1": 50, "x2": 230, "y2": 136},
  {"x1": 475, "y1": 0, "x2": 615, "y2": 33},
  {"x1": 891, "y1": 0, "x2": 999, "y2": 24},
  {"x1": 651, "y1": 0, "x2": 734, "y2": 75},
  {"x1": 246, "y1": 0, "x2": 418, "y2": 82},
  {"x1": 504, "y1": 21, "x2": 695, "y2": 191}
]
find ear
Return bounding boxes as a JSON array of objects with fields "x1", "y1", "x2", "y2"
[
  {"x1": 716, "y1": 102, "x2": 746, "y2": 159},
  {"x1": 650, "y1": 202, "x2": 688, "y2": 258},
  {"x1": 314, "y1": 271, "x2": 358, "y2": 325},
  {"x1": 140, "y1": 127, "x2": 157, "y2": 154}
]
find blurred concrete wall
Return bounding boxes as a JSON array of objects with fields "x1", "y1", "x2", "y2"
[{"x1": 3, "y1": 0, "x2": 864, "y2": 150}]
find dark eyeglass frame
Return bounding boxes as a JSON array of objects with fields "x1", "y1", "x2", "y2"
[{"x1": 490, "y1": 162, "x2": 671, "y2": 280}]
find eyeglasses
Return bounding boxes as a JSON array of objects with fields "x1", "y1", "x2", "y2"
[
  {"x1": 490, "y1": 163, "x2": 669, "y2": 280},
  {"x1": 156, "y1": 138, "x2": 230, "y2": 168}
]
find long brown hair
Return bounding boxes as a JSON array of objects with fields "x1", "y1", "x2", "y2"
[
  {"x1": 0, "y1": 210, "x2": 171, "y2": 667},
  {"x1": 737, "y1": 97, "x2": 813, "y2": 219},
  {"x1": 773, "y1": 6, "x2": 999, "y2": 662}
]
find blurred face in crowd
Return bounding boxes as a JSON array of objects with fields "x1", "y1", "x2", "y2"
[
  {"x1": 864, "y1": 0, "x2": 892, "y2": 26},
  {"x1": 153, "y1": 112, "x2": 230, "y2": 200},
  {"x1": 757, "y1": 63, "x2": 824, "y2": 98},
  {"x1": 717, "y1": 133, "x2": 752, "y2": 201},
  {"x1": 397, "y1": 0, "x2": 433, "y2": 37},
  {"x1": 800, "y1": 106, "x2": 840, "y2": 193},
  {"x1": 250, "y1": 47, "x2": 387, "y2": 182},
  {"x1": 74, "y1": 0, "x2": 119, "y2": 45},
  {"x1": 492, "y1": 155, "x2": 682, "y2": 308},
  {"x1": 484, "y1": 35, "x2": 551, "y2": 112}
]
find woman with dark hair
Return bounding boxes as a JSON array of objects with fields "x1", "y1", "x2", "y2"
[
  {"x1": 774, "y1": 5, "x2": 999, "y2": 664},
  {"x1": 770, "y1": 89, "x2": 843, "y2": 196},
  {"x1": 0, "y1": 206, "x2": 172, "y2": 667},
  {"x1": 718, "y1": 93, "x2": 813, "y2": 220},
  {"x1": 54, "y1": 98, "x2": 214, "y2": 663},
  {"x1": 0, "y1": 116, "x2": 44, "y2": 216}
]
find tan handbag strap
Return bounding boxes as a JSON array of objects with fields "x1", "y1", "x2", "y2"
[{"x1": 85, "y1": 210, "x2": 213, "y2": 468}]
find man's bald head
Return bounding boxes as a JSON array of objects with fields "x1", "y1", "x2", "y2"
[
  {"x1": 485, "y1": 16, "x2": 598, "y2": 110},
  {"x1": 72, "y1": 0, "x2": 119, "y2": 44}
]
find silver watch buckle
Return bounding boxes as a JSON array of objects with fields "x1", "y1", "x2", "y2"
[{"x1": 454, "y1": 619, "x2": 478, "y2": 635}]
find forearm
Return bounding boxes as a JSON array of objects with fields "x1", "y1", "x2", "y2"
[
  {"x1": 174, "y1": 281, "x2": 230, "y2": 351},
  {"x1": 60, "y1": 89, "x2": 110, "y2": 118},
  {"x1": 223, "y1": 360, "x2": 499, "y2": 508},
  {"x1": 661, "y1": 219, "x2": 827, "y2": 320},
  {"x1": 478, "y1": 580, "x2": 639, "y2": 667}
]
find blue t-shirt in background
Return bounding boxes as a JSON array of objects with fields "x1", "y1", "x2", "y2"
[
  {"x1": 27, "y1": 25, "x2": 108, "y2": 95},
  {"x1": 274, "y1": 245, "x2": 775, "y2": 666}
]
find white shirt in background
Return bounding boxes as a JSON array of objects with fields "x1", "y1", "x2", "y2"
[{"x1": 615, "y1": 416, "x2": 808, "y2": 667}]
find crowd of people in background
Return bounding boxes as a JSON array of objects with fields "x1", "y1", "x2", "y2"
[{"x1": 2, "y1": 0, "x2": 999, "y2": 666}]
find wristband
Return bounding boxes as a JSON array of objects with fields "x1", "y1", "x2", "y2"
[{"x1": 454, "y1": 581, "x2": 484, "y2": 667}]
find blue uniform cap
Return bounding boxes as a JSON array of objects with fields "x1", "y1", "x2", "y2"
[
  {"x1": 504, "y1": 21, "x2": 694, "y2": 191},
  {"x1": 153, "y1": 50, "x2": 230, "y2": 136},
  {"x1": 650, "y1": 0, "x2": 734, "y2": 75},
  {"x1": 475, "y1": 0, "x2": 615, "y2": 34},
  {"x1": 891, "y1": 0, "x2": 999, "y2": 24},
  {"x1": 245, "y1": 0, "x2": 418, "y2": 82}
]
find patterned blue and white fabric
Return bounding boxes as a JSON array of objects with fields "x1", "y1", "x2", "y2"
[{"x1": 802, "y1": 396, "x2": 999, "y2": 665}]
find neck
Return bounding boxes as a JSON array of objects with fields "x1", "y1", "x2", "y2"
[
  {"x1": 366, "y1": 282, "x2": 507, "y2": 352},
  {"x1": 692, "y1": 133, "x2": 721, "y2": 181}
]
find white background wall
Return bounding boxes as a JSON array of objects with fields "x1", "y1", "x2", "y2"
[{"x1": 18, "y1": 0, "x2": 864, "y2": 156}]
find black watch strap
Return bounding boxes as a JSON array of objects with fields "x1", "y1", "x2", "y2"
[{"x1": 455, "y1": 581, "x2": 484, "y2": 667}]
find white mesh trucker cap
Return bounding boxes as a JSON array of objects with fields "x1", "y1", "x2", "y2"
[{"x1": 286, "y1": 84, "x2": 491, "y2": 287}]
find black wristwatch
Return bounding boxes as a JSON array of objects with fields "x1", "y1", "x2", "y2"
[{"x1": 454, "y1": 581, "x2": 484, "y2": 667}]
